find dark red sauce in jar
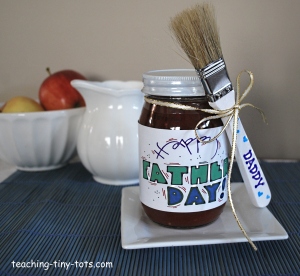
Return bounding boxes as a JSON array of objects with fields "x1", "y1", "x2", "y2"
[{"x1": 138, "y1": 70, "x2": 229, "y2": 228}]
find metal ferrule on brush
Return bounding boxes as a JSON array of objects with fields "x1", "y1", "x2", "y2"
[{"x1": 196, "y1": 58, "x2": 233, "y2": 102}]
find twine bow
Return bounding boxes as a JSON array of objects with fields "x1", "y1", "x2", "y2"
[
  {"x1": 194, "y1": 70, "x2": 266, "y2": 144},
  {"x1": 144, "y1": 70, "x2": 266, "y2": 251},
  {"x1": 195, "y1": 70, "x2": 266, "y2": 251}
]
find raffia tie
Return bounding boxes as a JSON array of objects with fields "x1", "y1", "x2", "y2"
[{"x1": 145, "y1": 70, "x2": 266, "y2": 251}]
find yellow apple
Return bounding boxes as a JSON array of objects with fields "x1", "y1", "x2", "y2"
[{"x1": 1, "y1": 96, "x2": 44, "y2": 113}]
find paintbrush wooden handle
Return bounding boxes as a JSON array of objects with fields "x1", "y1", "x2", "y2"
[{"x1": 209, "y1": 91, "x2": 271, "y2": 208}]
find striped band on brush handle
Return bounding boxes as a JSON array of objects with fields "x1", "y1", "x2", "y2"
[{"x1": 196, "y1": 58, "x2": 233, "y2": 102}]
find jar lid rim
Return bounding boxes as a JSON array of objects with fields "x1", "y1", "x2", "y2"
[
  {"x1": 143, "y1": 69, "x2": 200, "y2": 81},
  {"x1": 142, "y1": 69, "x2": 205, "y2": 97}
]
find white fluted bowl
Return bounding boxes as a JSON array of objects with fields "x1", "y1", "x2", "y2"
[{"x1": 0, "y1": 107, "x2": 85, "y2": 171}]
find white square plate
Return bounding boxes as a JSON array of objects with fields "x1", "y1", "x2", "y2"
[{"x1": 121, "y1": 183, "x2": 288, "y2": 249}]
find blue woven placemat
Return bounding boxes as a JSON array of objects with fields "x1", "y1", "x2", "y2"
[{"x1": 0, "y1": 161, "x2": 299, "y2": 276}]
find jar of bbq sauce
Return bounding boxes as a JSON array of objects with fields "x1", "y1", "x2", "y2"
[{"x1": 138, "y1": 69, "x2": 229, "y2": 228}]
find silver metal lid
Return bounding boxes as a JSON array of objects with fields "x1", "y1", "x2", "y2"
[{"x1": 142, "y1": 69, "x2": 205, "y2": 97}]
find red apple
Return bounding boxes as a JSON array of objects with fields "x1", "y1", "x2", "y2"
[{"x1": 39, "y1": 68, "x2": 86, "y2": 110}]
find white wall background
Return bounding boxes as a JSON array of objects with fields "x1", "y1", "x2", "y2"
[{"x1": 1, "y1": 0, "x2": 299, "y2": 159}]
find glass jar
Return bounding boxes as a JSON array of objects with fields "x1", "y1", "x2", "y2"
[{"x1": 138, "y1": 69, "x2": 229, "y2": 228}]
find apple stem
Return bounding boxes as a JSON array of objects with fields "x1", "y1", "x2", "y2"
[{"x1": 46, "y1": 67, "x2": 52, "y2": 76}]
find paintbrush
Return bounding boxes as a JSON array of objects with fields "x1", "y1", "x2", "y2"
[{"x1": 170, "y1": 3, "x2": 271, "y2": 208}]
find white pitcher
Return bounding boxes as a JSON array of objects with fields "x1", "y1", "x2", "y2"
[{"x1": 71, "y1": 80, "x2": 144, "y2": 185}]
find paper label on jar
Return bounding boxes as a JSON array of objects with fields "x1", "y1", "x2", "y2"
[{"x1": 139, "y1": 124, "x2": 229, "y2": 213}]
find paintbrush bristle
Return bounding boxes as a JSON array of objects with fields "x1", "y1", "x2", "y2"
[{"x1": 169, "y1": 3, "x2": 222, "y2": 69}]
